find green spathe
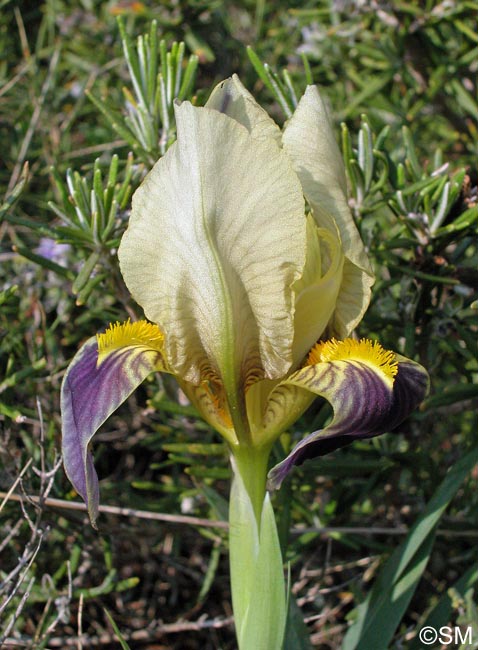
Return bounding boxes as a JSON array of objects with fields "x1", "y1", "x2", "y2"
[{"x1": 229, "y1": 456, "x2": 286, "y2": 650}]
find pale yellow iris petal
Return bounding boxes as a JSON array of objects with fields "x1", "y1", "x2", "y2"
[
  {"x1": 291, "y1": 216, "x2": 344, "y2": 367},
  {"x1": 246, "y1": 376, "x2": 316, "y2": 447},
  {"x1": 206, "y1": 74, "x2": 282, "y2": 145},
  {"x1": 327, "y1": 257, "x2": 376, "y2": 338},
  {"x1": 282, "y1": 86, "x2": 369, "y2": 271},
  {"x1": 179, "y1": 379, "x2": 236, "y2": 445},
  {"x1": 282, "y1": 86, "x2": 374, "y2": 337},
  {"x1": 118, "y1": 102, "x2": 306, "y2": 432}
]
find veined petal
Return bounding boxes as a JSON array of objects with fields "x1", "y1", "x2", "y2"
[
  {"x1": 246, "y1": 376, "x2": 316, "y2": 447},
  {"x1": 282, "y1": 86, "x2": 374, "y2": 336},
  {"x1": 328, "y1": 257, "x2": 374, "y2": 339},
  {"x1": 291, "y1": 216, "x2": 344, "y2": 366},
  {"x1": 119, "y1": 101, "x2": 306, "y2": 431},
  {"x1": 267, "y1": 339, "x2": 429, "y2": 489},
  {"x1": 206, "y1": 74, "x2": 282, "y2": 145},
  {"x1": 179, "y1": 379, "x2": 236, "y2": 445},
  {"x1": 282, "y1": 86, "x2": 370, "y2": 272},
  {"x1": 61, "y1": 320, "x2": 166, "y2": 526}
]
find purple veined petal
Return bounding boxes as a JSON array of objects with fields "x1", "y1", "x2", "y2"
[
  {"x1": 61, "y1": 321, "x2": 165, "y2": 527},
  {"x1": 267, "y1": 341, "x2": 429, "y2": 490}
]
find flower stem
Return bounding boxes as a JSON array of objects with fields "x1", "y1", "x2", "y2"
[
  {"x1": 229, "y1": 447, "x2": 286, "y2": 650},
  {"x1": 232, "y1": 444, "x2": 271, "y2": 525}
]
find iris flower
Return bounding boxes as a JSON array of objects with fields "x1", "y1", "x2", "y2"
[{"x1": 61, "y1": 76, "x2": 428, "y2": 529}]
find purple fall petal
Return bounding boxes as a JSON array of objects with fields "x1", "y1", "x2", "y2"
[
  {"x1": 268, "y1": 358, "x2": 429, "y2": 490},
  {"x1": 61, "y1": 336, "x2": 161, "y2": 526}
]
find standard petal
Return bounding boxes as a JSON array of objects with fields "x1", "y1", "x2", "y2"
[
  {"x1": 282, "y1": 86, "x2": 369, "y2": 271},
  {"x1": 267, "y1": 340, "x2": 429, "y2": 489},
  {"x1": 282, "y1": 86, "x2": 374, "y2": 336},
  {"x1": 206, "y1": 74, "x2": 281, "y2": 145},
  {"x1": 119, "y1": 101, "x2": 306, "y2": 432},
  {"x1": 327, "y1": 257, "x2": 375, "y2": 339},
  {"x1": 61, "y1": 321, "x2": 165, "y2": 526},
  {"x1": 291, "y1": 216, "x2": 344, "y2": 366}
]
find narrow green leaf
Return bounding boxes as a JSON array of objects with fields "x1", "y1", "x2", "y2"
[
  {"x1": 116, "y1": 153, "x2": 135, "y2": 208},
  {"x1": 387, "y1": 261, "x2": 458, "y2": 285},
  {"x1": 430, "y1": 181, "x2": 451, "y2": 232},
  {"x1": 86, "y1": 90, "x2": 144, "y2": 152},
  {"x1": 186, "y1": 466, "x2": 230, "y2": 479},
  {"x1": 399, "y1": 174, "x2": 442, "y2": 197},
  {"x1": 0, "y1": 359, "x2": 47, "y2": 394},
  {"x1": 402, "y1": 125, "x2": 421, "y2": 180},
  {"x1": 183, "y1": 29, "x2": 215, "y2": 63},
  {"x1": 284, "y1": 596, "x2": 314, "y2": 650},
  {"x1": 162, "y1": 442, "x2": 225, "y2": 456},
  {"x1": 4, "y1": 212, "x2": 57, "y2": 237},
  {"x1": 450, "y1": 78, "x2": 478, "y2": 119},
  {"x1": 108, "y1": 153, "x2": 119, "y2": 186},
  {"x1": 200, "y1": 484, "x2": 229, "y2": 521},
  {"x1": 342, "y1": 448, "x2": 478, "y2": 650},
  {"x1": 13, "y1": 245, "x2": 74, "y2": 279},
  {"x1": 178, "y1": 54, "x2": 199, "y2": 101},
  {"x1": 0, "y1": 163, "x2": 28, "y2": 219},
  {"x1": 103, "y1": 608, "x2": 132, "y2": 650},
  {"x1": 300, "y1": 53, "x2": 313, "y2": 85},
  {"x1": 436, "y1": 206, "x2": 478, "y2": 235},
  {"x1": 358, "y1": 120, "x2": 374, "y2": 190},
  {"x1": 369, "y1": 150, "x2": 389, "y2": 193},
  {"x1": 174, "y1": 41, "x2": 185, "y2": 97},
  {"x1": 160, "y1": 38, "x2": 168, "y2": 88},
  {"x1": 423, "y1": 384, "x2": 478, "y2": 409},
  {"x1": 341, "y1": 124, "x2": 357, "y2": 197},
  {"x1": 247, "y1": 46, "x2": 292, "y2": 116},
  {"x1": 75, "y1": 273, "x2": 106, "y2": 305},
  {"x1": 50, "y1": 166, "x2": 74, "y2": 214},
  {"x1": 264, "y1": 64, "x2": 293, "y2": 117},
  {"x1": 72, "y1": 251, "x2": 100, "y2": 294},
  {"x1": 197, "y1": 544, "x2": 221, "y2": 603},
  {"x1": 118, "y1": 17, "x2": 148, "y2": 110},
  {"x1": 339, "y1": 74, "x2": 392, "y2": 119},
  {"x1": 282, "y1": 69, "x2": 298, "y2": 108},
  {"x1": 167, "y1": 51, "x2": 175, "y2": 107}
]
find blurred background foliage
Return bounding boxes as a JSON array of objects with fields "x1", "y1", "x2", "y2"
[{"x1": 1, "y1": 0, "x2": 477, "y2": 648}]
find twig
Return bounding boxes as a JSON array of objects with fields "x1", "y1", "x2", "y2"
[
  {"x1": 14, "y1": 7, "x2": 31, "y2": 61},
  {"x1": 0, "y1": 519, "x2": 23, "y2": 554},
  {"x1": 0, "y1": 577, "x2": 36, "y2": 645},
  {"x1": 291, "y1": 525, "x2": 478, "y2": 538},
  {"x1": 0, "y1": 60, "x2": 33, "y2": 99},
  {"x1": 0, "y1": 459, "x2": 33, "y2": 513},
  {"x1": 0, "y1": 531, "x2": 44, "y2": 618},
  {"x1": 62, "y1": 140, "x2": 126, "y2": 160},
  {"x1": 0, "y1": 491, "x2": 228, "y2": 529},
  {"x1": 2, "y1": 490, "x2": 478, "y2": 539},
  {"x1": 45, "y1": 615, "x2": 234, "y2": 647},
  {"x1": 77, "y1": 592, "x2": 84, "y2": 650}
]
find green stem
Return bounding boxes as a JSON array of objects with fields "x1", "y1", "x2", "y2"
[
  {"x1": 233, "y1": 444, "x2": 272, "y2": 525},
  {"x1": 229, "y1": 449, "x2": 287, "y2": 650}
]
